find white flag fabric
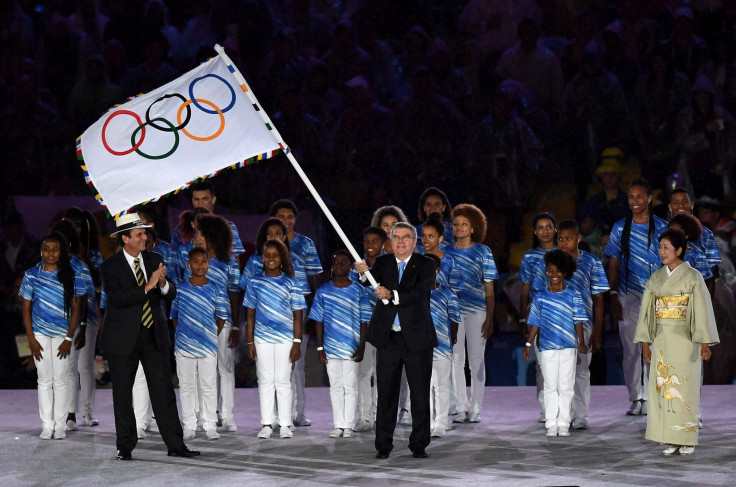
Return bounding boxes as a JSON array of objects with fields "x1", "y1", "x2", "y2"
[{"x1": 77, "y1": 54, "x2": 283, "y2": 217}]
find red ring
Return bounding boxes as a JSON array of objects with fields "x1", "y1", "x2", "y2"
[{"x1": 102, "y1": 110, "x2": 146, "y2": 156}]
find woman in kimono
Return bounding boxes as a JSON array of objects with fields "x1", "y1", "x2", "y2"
[{"x1": 634, "y1": 229, "x2": 719, "y2": 456}]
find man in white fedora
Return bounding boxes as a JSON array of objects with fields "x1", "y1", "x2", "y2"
[{"x1": 100, "y1": 213, "x2": 199, "y2": 460}]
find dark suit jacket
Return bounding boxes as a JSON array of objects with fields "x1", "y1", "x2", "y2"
[
  {"x1": 100, "y1": 250, "x2": 176, "y2": 355},
  {"x1": 366, "y1": 253, "x2": 437, "y2": 352}
]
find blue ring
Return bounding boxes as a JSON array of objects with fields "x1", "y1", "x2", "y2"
[{"x1": 188, "y1": 74, "x2": 236, "y2": 114}]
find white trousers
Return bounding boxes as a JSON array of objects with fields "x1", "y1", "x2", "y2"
[
  {"x1": 217, "y1": 324, "x2": 235, "y2": 420},
  {"x1": 572, "y1": 327, "x2": 592, "y2": 421},
  {"x1": 357, "y1": 341, "x2": 377, "y2": 421},
  {"x1": 256, "y1": 342, "x2": 293, "y2": 426},
  {"x1": 68, "y1": 324, "x2": 98, "y2": 416},
  {"x1": 452, "y1": 311, "x2": 487, "y2": 414},
  {"x1": 177, "y1": 355, "x2": 218, "y2": 431},
  {"x1": 540, "y1": 348, "x2": 577, "y2": 429},
  {"x1": 431, "y1": 356, "x2": 452, "y2": 431},
  {"x1": 290, "y1": 336, "x2": 309, "y2": 419},
  {"x1": 619, "y1": 291, "x2": 649, "y2": 402},
  {"x1": 34, "y1": 334, "x2": 71, "y2": 431},
  {"x1": 326, "y1": 358, "x2": 359, "y2": 429},
  {"x1": 534, "y1": 341, "x2": 545, "y2": 412},
  {"x1": 133, "y1": 363, "x2": 151, "y2": 429}
]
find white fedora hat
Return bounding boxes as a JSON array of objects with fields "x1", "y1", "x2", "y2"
[{"x1": 110, "y1": 212, "x2": 151, "y2": 237}]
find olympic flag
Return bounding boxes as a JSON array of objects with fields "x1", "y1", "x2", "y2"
[{"x1": 77, "y1": 51, "x2": 283, "y2": 217}]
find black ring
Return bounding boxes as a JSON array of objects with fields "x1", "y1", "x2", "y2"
[{"x1": 145, "y1": 93, "x2": 191, "y2": 132}]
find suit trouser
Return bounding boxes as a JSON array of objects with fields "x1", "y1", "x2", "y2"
[
  {"x1": 68, "y1": 323, "x2": 98, "y2": 417},
  {"x1": 375, "y1": 331, "x2": 433, "y2": 453},
  {"x1": 357, "y1": 341, "x2": 377, "y2": 422},
  {"x1": 107, "y1": 326, "x2": 184, "y2": 451},
  {"x1": 34, "y1": 334, "x2": 71, "y2": 432},
  {"x1": 619, "y1": 291, "x2": 649, "y2": 402},
  {"x1": 326, "y1": 358, "x2": 359, "y2": 429}
]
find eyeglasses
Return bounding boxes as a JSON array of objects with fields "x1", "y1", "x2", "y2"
[{"x1": 391, "y1": 235, "x2": 416, "y2": 242}]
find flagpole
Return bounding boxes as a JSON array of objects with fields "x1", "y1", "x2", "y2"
[{"x1": 214, "y1": 45, "x2": 387, "y2": 299}]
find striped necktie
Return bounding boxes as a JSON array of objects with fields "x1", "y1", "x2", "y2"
[{"x1": 134, "y1": 258, "x2": 153, "y2": 328}]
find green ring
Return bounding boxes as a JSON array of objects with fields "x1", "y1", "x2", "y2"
[{"x1": 132, "y1": 117, "x2": 179, "y2": 160}]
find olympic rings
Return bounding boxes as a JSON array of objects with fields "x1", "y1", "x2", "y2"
[
  {"x1": 188, "y1": 74, "x2": 236, "y2": 115},
  {"x1": 146, "y1": 93, "x2": 191, "y2": 132},
  {"x1": 131, "y1": 117, "x2": 179, "y2": 160},
  {"x1": 100, "y1": 73, "x2": 237, "y2": 158},
  {"x1": 177, "y1": 99, "x2": 225, "y2": 142},
  {"x1": 102, "y1": 110, "x2": 146, "y2": 156}
]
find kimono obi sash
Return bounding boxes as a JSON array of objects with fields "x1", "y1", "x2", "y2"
[{"x1": 655, "y1": 294, "x2": 690, "y2": 320}]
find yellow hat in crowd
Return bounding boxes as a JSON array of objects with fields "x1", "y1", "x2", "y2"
[{"x1": 595, "y1": 147, "x2": 624, "y2": 176}]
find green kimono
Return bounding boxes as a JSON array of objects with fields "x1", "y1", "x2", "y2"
[{"x1": 634, "y1": 262, "x2": 719, "y2": 446}]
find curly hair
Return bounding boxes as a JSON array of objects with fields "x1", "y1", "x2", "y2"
[
  {"x1": 452, "y1": 203, "x2": 487, "y2": 242},
  {"x1": 544, "y1": 248, "x2": 577, "y2": 280},
  {"x1": 370, "y1": 205, "x2": 408, "y2": 227},
  {"x1": 417, "y1": 187, "x2": 452, "y2": 223},
  {"x1": 363, "y1": 226, "x2": 387, "y2": 242},
  {"x1": 263, "y1": 239, "x2": 294, "y2": 277},
  {"x1": 255, "y1": 217, "x2": 290, "y2": 255},
  {"x1": 669, "y1": 213, "x2": 702, "y2": 243},
  {"x1": 196, "y1": 214, "x2": 233, "y2": 262}
]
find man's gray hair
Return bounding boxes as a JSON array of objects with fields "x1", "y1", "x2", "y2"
[{"x1": 390, "y1": 222, "x2": 417, "y2": 239}]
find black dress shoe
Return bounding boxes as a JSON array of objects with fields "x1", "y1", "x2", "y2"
[
  {"x1": 412, "y1": 450, "x2": 428, "y2": 458},
  {"x1": 168, "y1": 446, "x2": 201, "y2": 457},
  {"x1": 375, "y1": 450, "x2": 390, "y2": 459},
  {"x1": 116, "y1": 450, "x2": 132, "y2": 461}
]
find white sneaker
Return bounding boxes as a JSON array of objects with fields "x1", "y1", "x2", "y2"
[
  {"x1": 40, "y1": 428, "x2": 53, "y2": 440},
  {"x1": 80, "y1": 415, "x2": 99, "y2": 426},
  {"x1": 221, "y1": 419, "x2": 238, "y2": 432},
  {"x1": 280, "y1": 426, "x2": 293, "y2": 439},
  {"x1": 678, "y1": 446, "x2": 694, "y2": 455},
  {"x1": 640, "y1": 400, "x2": 648, "y2": 416},
  {"x1": 206, "y1": 428, "x2": 220, "y2": 440},
  {"x1": 147, "y1": 418, "x2": 159, "y2": 432},
  {"x1": 557, "y1": 427, "x2": 570, "y2": 437},
  {"x1": 468, "y1": 411, "x2": 481, "y2": 423},
  {"x1": 137, "y1": 428, "x2": 147, "y2": 439},
  {"x1": 663, "y1": 445, "x2": 679, "y2": 455},
  {"x1": 293, "y1": 415, "x2": 311, "y2": 427},
  {"x1": 342, "y1": 428, "x2": 354, "y2": 438},
  {"x1": 66, "y1": 420, "x2": 79, "y2": 431},
  {"x1": 195, "y1": 423, "x2": 205, "y2": 432},
  {"x1": 626, "y1": 401, "x2": 643, "y2": 416},
  {"x1": 257, "y1": 426, "x2": 272, "y2": 439},
  {"x1": 431, "y1": 428, "x2": 445, "y2": 438},
  {"x1": 546, "y1": 427, "x2": 557, "y2": 437},
  {"x1": 398, "y1": 409, "x2": 412, "y2": 426},
  {"x1": 453, "y1": 411, "x2": 468, "y2": 423},
  {"x1": 353, "y1": 420, "x2": 371, "y2": 432},
  {"x1": 54, "y1": 428, "x2": 66, "y2": 440},
  {"x1": 571, "y1": 418, "x2": 588, "y2": 430},
  {"x1": 183, "y1": 429, "x2": 195, "y2": 440},
  {"x1": 329, "y1": 428, "x2": 343, "y2": 438}
]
